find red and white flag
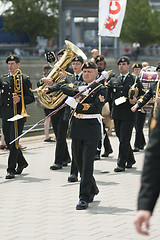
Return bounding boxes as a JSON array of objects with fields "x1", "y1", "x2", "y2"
[{"x1": 99, "y1": 0, "x2": 127, "y2": 37}]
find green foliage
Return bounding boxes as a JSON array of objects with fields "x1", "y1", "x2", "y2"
[
  {"x1": 120, "y1": 0, "x2": 160, "y2": 46},
  {"x1": 1, "y1": 0, "x2": 59, "y2": 46}
]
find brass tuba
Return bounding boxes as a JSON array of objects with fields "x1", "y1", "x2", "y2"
[{"x1": 37, "y1": 40, "x2": 87, "y2": 109}]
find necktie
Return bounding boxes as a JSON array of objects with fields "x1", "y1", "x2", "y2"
[
  {"x1": 75, "y1": 75, "x2": 79, "y2": 81},
  {"x1": 121, "y1": 75, "x2": 125, "y2": 83}
]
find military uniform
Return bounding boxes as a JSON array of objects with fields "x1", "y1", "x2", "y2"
[
  {"x1": 107, "y1": 71, "x2": 144, "y2": 170},
  {"x1": 64, "y1": 61, "x2": 107, "y2": 207},
  {"x1": 138, "y1": 105, "x2": 160, "y2": 213},
  {"x1": 94, "y1": 55, "x2": 113, "y2": 159},
  {"x1": 0, "y1": 72, "x2": 34, "y2": 175},
  {"x1": 47, "y1": 77, "x2": 73, "y2": 169}
]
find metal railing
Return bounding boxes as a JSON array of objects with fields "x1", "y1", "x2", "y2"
[{"x1": 0, "y1": 45, "x2": 160, "y2": 60}]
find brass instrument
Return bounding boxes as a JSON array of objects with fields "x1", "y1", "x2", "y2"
[
  {"x1": 37, "y1": 40, "x2": 87, "y2": 109},
  {"x1": 13, "y1": 69, "x2": 29, "y2": 148},
  {"x1": 128, "y1": 76, "x2": 139, "y2": 99}
]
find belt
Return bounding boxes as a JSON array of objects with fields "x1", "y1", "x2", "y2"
[{"x1": 74, "y1": 113, "x2": 101, "y2": 119}]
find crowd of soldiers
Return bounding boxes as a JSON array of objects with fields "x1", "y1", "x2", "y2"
[{"x1": 0, "y1": 46, "x2": 160, "y2": 232}]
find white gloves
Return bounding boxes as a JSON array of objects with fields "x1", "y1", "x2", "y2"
[
  {"x1": 78, "y1": 86, "x2": 89, "y2": 96},
  {"x1": 65, "y1": 96, "x2": 78, "y2": 109}
]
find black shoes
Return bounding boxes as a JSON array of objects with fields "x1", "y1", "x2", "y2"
[
  {"x1": 5, "y1": 172, "x2": 15, "y2": 179},
  {"x1": 62, "y1": 158, "x2": 71, "y2": 167},
  {"x1": 44, "y1": 137, "x2": 56, "y2": 142},
  {"x1": 133, "y1": 147, "x2": 140, "y2": 152},
  {"x1": 68, "y1": 174, "x2": 78, "y2": 182},
  {"x1": 50, "y1": 164, "x2": 62, "y2": 170},
  {"x1": 126, "y1": 160, "x2": 136, "y2": 169},
  {"x1": 15, "y1": 163, "x2": 28, "y2": 174},
  {"x1": 88, "y1": 189, "x2": 99, "y2": 203},
  {"x1": 76, "y1": 200, "x2": 88, "y2": 210},
  {"x1": 102, "y1": 149, "x2": 113, "y2": 157},
  {"x1": 94, "y1": 153, "x2": 100, "y2": 160},
  {"x1": 114, "y1": 166, "x2": 125, "y2": 172}
]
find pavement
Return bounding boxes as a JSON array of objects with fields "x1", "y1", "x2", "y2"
[{"x1": 0, "y1": 129, "x2": 160, "y2": 240}]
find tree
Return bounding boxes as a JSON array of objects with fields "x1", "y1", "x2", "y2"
[
  {"x1": 120, "y1": 0, "x2": 160, "y2": 46},
  {"x1": 1, "y1": 0, "x2": 59, "y2": 46}
]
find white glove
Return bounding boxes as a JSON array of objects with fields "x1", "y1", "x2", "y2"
[
  {"x1": 78, "y1": 86, "x2": 89, "y2": 96},
  {"x1": 65, "y1": 96, "x2": 78, "y2": 109}
]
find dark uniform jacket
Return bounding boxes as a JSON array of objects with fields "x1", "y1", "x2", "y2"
[
  {"x1": 107, "y1": 73, "x2": 144, "y2": 121},
  {"x1": 138, "y1": 105, "x2": 160, "y2": 213},
  {"x1": 0, "y1": 73, "x2": 35, "y2": 120},
  {"x1": 138, "y1": 81, "x2": 157, "y2": 108},
  {"x1": 61, "y1": 81, "x2": 107, "y2": 140}
]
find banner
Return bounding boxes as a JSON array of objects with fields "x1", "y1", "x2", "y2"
[{"x1": 99, "y1": 0, "x2": 127, "y2": 37}]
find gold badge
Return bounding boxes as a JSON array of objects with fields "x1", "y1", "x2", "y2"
[
  {"x1": 86, "y1": 62, "x2": 89, "y2": 67},
  {"x1": 97, "y1": 57, "x2": 100, "y2": 61},
  {"x1": 68, "y1": 83, "x2": 74, "y2": 88},
  {"x1": 11, "y1": 56, "x2": 14, "y2": 59},
  {"x1": 99, "y1": 94, "x2": 105, "y2": 102},
  {"x1": 82, "y1": 103, "x2": 90, "y2": 111}
]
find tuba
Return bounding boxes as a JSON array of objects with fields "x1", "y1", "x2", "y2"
[{"x1": 37, "y1": 40, "x2": 87, "y2": 109}]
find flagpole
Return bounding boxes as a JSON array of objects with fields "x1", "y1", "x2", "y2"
[
  {"x1": 98, "y1": 33, "x2": 102, "y2": 55},
  {"x1": 98, "y1": 0, "x2": 101, "y2": 55}
]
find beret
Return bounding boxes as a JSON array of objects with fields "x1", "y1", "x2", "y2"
[
  {"x1": 82, "y1": 61, "x2": 98, "y2": 70},
  {"x1": 132, "y1": 63, "x2": 142, "y2": 69},
  {"x1": 72, "y1": 56, "x2": 84, "y2": 64},
  {"x1": 117, "y1": 56, "x2": 130, "y2": 65},
  {"x1": 6, "y1": 55, "x2": 20, "y2": 63},
  {"x1": 57, "y1": 49, "x2": 65, "y2": 56},
  {"x1": 95, "y1": 55, "x2": 105, "y2": 63}
]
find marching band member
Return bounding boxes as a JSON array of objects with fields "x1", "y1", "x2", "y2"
[
  {"x1": 41, "y1": 56, "x2": 85, "y2": 171},
  {"x1": 131, "y1": 63, "x2": 146, "y2": 152},
  {"x1": 62, "y1": 61, "x2": 107, "y2": 210},
  {"x1": 0, "y1": 55, "x2": 34, "y2": 179},
  {"x1": 94, "y1": 55, "x2": 113, "y2": 160},
  {"x1": 131, "y1": 64, "x2": 160, "y2": 132},
  {"x1": 106, "y1": 56, "x2": 144, "y2": 172},
  {"x1": 134, "y1": 105, "x2": 160, "y2": 235}
]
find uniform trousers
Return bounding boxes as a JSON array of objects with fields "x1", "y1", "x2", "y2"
[
  {"x1": 72, "y1": 138, "x2": 99, "y2": 202},
  {"x1": 70, "y1": 143, "x2": 78, "y2": 176},
  {"x1": 2, "y1": 118, "x2": 28, "y2": 173},
  {"x1": 50, "y1": 108, "x2": 70, "y2": 165},
  {"x1": 134, "y1": 111, "x2": 146, "y2": 149},
  {"x1": 114, "y1": 119, "x2": 135, "y2": 168}
]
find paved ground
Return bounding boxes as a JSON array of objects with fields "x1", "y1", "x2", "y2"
[{"x1": 0, "y1": 129, "x2": 160, "y2": 240}]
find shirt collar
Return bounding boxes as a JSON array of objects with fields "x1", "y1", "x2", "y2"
[{"x1": 120, "y1": 72, "x2": 129, "y2": 80}]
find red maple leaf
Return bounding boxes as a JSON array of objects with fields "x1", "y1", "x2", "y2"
[{"x1": 105, "y1": 17, "x2": 118, "y2": 31}]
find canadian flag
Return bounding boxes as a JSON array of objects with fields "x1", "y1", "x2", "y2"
[{"x1": 99, "y1": 0, "x2": 127, "y2": 37}]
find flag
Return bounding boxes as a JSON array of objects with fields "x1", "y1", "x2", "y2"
[{"x1": 99, "y1": 0, "x2": 127, "y2": 37}]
